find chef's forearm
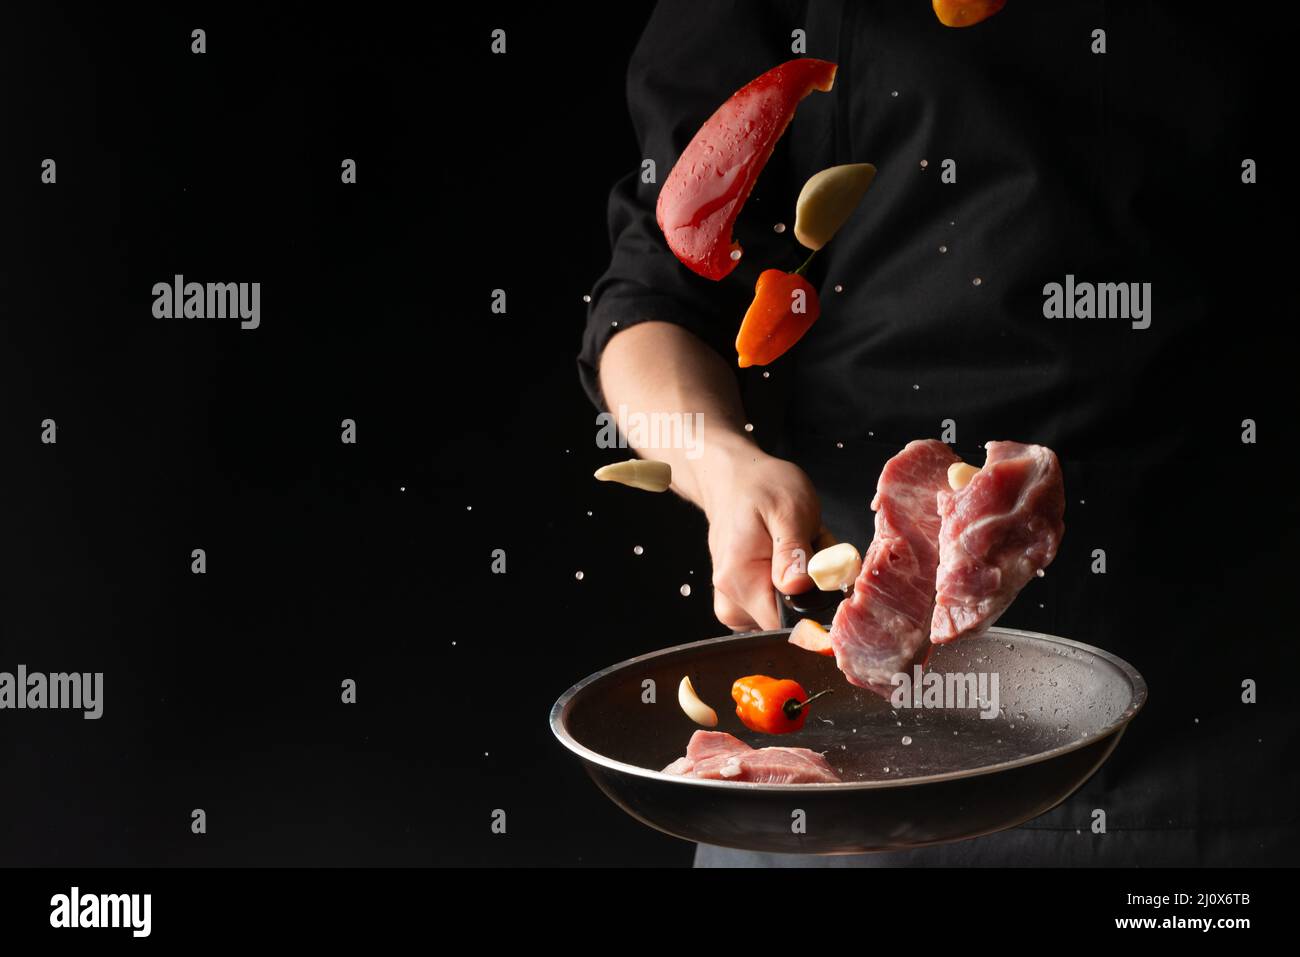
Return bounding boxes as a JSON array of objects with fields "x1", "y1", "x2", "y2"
[{"x1": 597, "y1": 321, "x2": 754, "y2": 510}]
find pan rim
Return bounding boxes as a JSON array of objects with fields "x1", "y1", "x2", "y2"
[{"x1": 549, "y1": 626, "x2": 1147, "y2": 792}]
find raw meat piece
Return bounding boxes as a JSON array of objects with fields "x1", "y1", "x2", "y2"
[
  {"x1": 661, "y1": 731, "x2": 840, "y2": 784},
  {"x1": 931, "y1": 441, "x2": 1065, "y2": 643},
  {"x1": 829, "y1": 440, "x2": 959, "y2": 694}
]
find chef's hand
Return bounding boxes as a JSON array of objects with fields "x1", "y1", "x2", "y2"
[
  {"x1": 597, "y1": 322, "x2": 825, "y2": 632},
  {"x1": 697, "y1": 437, "x2": 823, "y2": 631}
]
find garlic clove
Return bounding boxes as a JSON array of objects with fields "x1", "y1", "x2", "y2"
[
  {"x1": 807, "y1": 542, "x2": 863, "y2": 591},
  {"x1": 593, "y1": 459, "x2": 672, "y2": 493},
  {"x1": 678, "y1": 675, "x2": 719, "y2": 727}
]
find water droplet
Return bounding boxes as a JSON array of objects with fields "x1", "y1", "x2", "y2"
[
  {"x1": 833, "y1": 283, "x2": 844, "y2": 293},
  {"x1": 611, "y1": 320, "x2": 619, "y2": 327},
  {"x1": 582, "y1": 294, "x2": 591, "y2": 303},
  {"x1": 730, "y1": 249, "x2": 742, "y2": 261},
  {"x1": 399, "y1": 486, "x2": 405, "y2": 492},
  {"x1": 466, "y1": 505, "x2": 473, "y2": 511},
  {"x1": 883, "y1": 766, "x2": 890, "y2": 773},
  {"x1": 949, "y1": 220, "x2": 956, "y2": 226},
  {"x1": 586, "y1": 510, "x2": 593, "y2": 517},
  {"x1": 574, "y1": 571, "x2": 584, "y2": 581},
  {"x1": 912, "y1": 384, "x2": 920, "y2": 390},
  {"x1": 938, "y1": 245, "x2": 947, "y2": 254},
  {"x1": 744, "y1": 423, "x2": 754, "y2": 432},
  {"x1": 633, "y1": 545, "x2": 644, "y2": 556},
  {"x1": 1080, "y1": 499, "x2": 1086, "y2": 505},
  {"x1": 902, "y1": 735, "x2": 913, "y2": 745},
  {"x1": 1035, "y1": 568, "x2": 1045, "y2": 578},
  {"x1": 680, "y1": 584, "x2": 692, "y2": 597},
  {"x1": 919, "y1": 159, "x2": 928, "y2": 169},
  {"x1": 836, "y1": 441, "x2": 844, "y2": 449},
  {"x1": 891, "y1": 90, "x2": 899, "y2": 97},
  {"x1": 761, "y1": 370, "x2": 770, "y2": 379},
  {"x1": 972, "y1": 277, "x2": 983, "y2": 286},
  {"x1": 773, "y1": 222, "x2": 786, "y2": 234}
]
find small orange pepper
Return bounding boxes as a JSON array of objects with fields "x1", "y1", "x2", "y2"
[
  {"x1": 731, "y1": 675, "x2": 832, "y2": 734},
  {"x1": 735, "y1": 269, "x2": 821, "y2": 368},
  {"x1": 932, "y1": 0, "x2": 1007, "y2": 28}
]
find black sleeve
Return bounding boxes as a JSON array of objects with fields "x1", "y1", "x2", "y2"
[{"x1": 577, "y1": 0, "x2": 811, "y2": 412}]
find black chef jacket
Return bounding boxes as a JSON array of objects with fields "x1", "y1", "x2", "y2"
[{"x1": 579, "y1": 0, "x2": 1298, "y2": 866}]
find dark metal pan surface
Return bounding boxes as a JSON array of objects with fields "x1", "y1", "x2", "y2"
[{"x1": 551, "y1": 627, "x2": 1146, "y2": 854}]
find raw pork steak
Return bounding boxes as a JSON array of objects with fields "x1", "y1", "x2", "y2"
[
  {"x1": 828, "y1": 439, "x2": 959, "y2": 694},
  {"x1": 662, "y1": 731, "x2": 840, "y2": 784},
  {"x1": 931, "y1": 441, "x2": 1065, "y2": 643}
]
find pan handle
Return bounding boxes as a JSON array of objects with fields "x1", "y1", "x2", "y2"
[{"x1": 777, "y1": 587, "x2": 844, "y2": 630}]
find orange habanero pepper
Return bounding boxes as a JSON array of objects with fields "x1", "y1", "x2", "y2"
[
  {"x1": 735, "y1": 269, "x2": 821, "y2": 368},
  {"x1": 730, "y1": 675, "x2": 832, "y2": 734},
  {"x1": 933, "y1": 0, "x2": 1007, "y2": 28}
]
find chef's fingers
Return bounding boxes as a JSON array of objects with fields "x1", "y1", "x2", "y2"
[
  {"x1": 711, "y1": 504, "x2": 786, "y2": 631},
  {"x1": 714, "y1": 550, "x2": 783, "y2": 631},
  {"x1": 713, "y1": 588, "x2": 760, "y2": 633},
  {"x1": 766, "y1": 499, "x2": 821, "y2": 596}
]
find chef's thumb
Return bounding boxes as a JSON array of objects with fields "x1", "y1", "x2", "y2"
[{"x1": 769, "y1": 518, "x2": 819, "y2": 594}]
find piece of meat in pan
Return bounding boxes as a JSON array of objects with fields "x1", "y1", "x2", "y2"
[
  {"x1": 828, "y1": 439, "x2": 959, "y2": 694},
  {"x1": 662, "y1": 731, "x2": 841, "y2": 784},
  {"x1": 931, "y1": 441, "x2": 1065, "y2": 643}
]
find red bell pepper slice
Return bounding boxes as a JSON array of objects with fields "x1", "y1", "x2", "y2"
[{"x1": 656, "y1": 58, "x2": 837, "y2": 281}]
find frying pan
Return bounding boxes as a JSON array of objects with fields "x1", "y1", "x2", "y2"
[{"x1": 550, "y1": 624, "x2": 1146, "y2": 855}]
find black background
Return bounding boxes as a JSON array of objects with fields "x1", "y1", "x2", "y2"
[{"x1": 0, "y1": 2, "x2": 1294, "y2": 868}]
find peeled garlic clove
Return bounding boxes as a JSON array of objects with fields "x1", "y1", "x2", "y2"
[
  {"x1": 593, "y1": 459, "x2": 672, "y2": 493},
  {"x1": 947, "y1": 462, "x2": 980, "y2": 491},
  {"x1": 794, "y1": 163, "x2": 877, "y2": 251},
  {"x1": 807, "y1": 542, "x2": 862, "y2": 591},
  {"x1": 678, "y1": 676, "x2": 718, "y2": 727}
]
